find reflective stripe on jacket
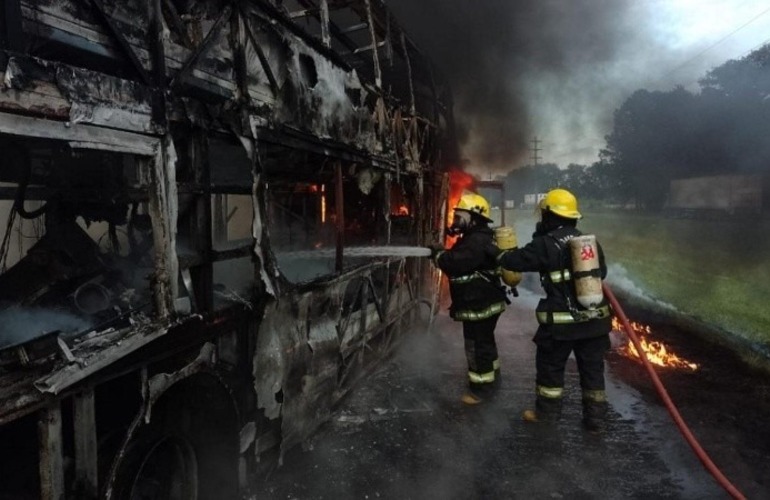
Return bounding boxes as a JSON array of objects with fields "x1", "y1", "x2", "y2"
[
  {"x1": 496, "y1": 224, "x2": 612, "y2": 339},
  {"x1": 435, "y1": 225, "x2": 506, "y2": 322}
]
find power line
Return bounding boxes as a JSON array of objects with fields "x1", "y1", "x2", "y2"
[
  {"x1": 742, "y1": 36, "x2": 770, "y2": 57},
  {"x1": 662, "y1": 5, "x2": 770, "y2": 81},
  {"x1": 678, "y1": 36, "x2": 770, "y2": 90}
]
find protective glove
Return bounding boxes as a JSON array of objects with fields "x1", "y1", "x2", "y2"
[{"x1": 428, "y1": 244, "x2": 444, "y2": 260}]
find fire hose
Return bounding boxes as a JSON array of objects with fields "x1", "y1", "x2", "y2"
[{"x1": 603, "y1": 283, "x2": 746, "y2": 500}]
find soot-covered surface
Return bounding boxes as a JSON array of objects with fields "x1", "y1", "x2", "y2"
[{"x1": 250, "y1": 289, "x2": 767, "y2": 499}]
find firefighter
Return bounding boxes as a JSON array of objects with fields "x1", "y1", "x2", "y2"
[
  {"x1": 491, "y1": 188, "x2": 612, "y2": 431},
  {"x1": 429, "y1": 191, "x2": 507, "y2": 405}
]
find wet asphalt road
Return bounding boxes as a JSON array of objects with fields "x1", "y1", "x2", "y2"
[{"x1": 249, "y1": 288, "x2": 738, "y2": 499}]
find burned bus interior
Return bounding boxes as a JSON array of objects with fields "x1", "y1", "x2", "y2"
[{"x1": 0, "y1": 0, "x2": 455, "y2": 498}]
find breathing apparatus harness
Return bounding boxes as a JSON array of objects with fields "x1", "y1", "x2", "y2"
[{"x1": 538, "y1": 228, "x2": 610, "y2": 324}]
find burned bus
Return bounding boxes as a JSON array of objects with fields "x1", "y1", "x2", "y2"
[{"x1": 0, "y1": 1, "x2": 456, "y2": 498}]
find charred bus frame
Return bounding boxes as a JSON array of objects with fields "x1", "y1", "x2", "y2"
[{"x1": 0, "y1": 1, "x2": 455, "y2": 498}]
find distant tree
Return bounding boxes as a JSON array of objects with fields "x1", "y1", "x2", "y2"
[
  {"x1": 698, "y1": 44, "x2": 770, "y2": 174},
  {"x1": 561, "y1": 163, "x2": 588, "y2": 197},
  {"x1": 588, "y1": 159, "x2": 622, "y2": 202},
  {"x1": 534, "y1": 163, "x2": 562, "y2": 191},
  {"x1": 603, "y1": 87, "x2": 699, "y2": 209},
  {"x1": 601, "y1": 43, "x2": 770, "y2": 211}
]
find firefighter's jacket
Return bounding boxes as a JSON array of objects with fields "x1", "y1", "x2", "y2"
[
  {"x1": 496, "y1": 225, "x2": 612, "y2": 340},
  {"x1": 435, "y1": 226, "x2": 506, "y2": 321}
]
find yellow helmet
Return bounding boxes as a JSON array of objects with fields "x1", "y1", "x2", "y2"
[
  {"x1": 455, "y1": 191, "x2": 492, "y2": 222},
  {"x1": 540, "y1": 188, "x2": 581, "y2": 219}
]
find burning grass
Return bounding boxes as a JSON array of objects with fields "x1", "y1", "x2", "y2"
[{"x1": 612, "y1": 317, "x2": 699, "y2": 371}]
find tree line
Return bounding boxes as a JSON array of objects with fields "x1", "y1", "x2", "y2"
[{"x1": 489, "y1": 44, "x2": 770, "y2": 211}]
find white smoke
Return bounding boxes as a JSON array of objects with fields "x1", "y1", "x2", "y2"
[
  {"x1": 605, "y1": 263, "x2": 676, "y2": 312},
  {"x1": 0, "y1": 308, "x2": 91, "y2": 349}
]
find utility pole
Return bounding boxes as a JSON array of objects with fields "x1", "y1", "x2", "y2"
[{"x1": 530, "y1": 136, "x2": 542, "y2": 166}]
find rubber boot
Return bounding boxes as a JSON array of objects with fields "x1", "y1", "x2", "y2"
[
  {"x1": 522, "y1": 395, "x2": 562, "y2": 423},
  {"x1": 462, "y1": 381, "x2": 497, "y2": 405},
  {"x1": 461, "y1": 392, "x2": 483, "y2": 405},
  {"x1": 582, "y1": 395, "x2": 608, "y2": 432}
]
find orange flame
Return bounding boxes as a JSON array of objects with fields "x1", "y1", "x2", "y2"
[
  {"x1": 393, "y1": 204, "x2": 409, "y2": 216},
  {"x1": 613, "y1": 317, "x2": 698, "y2": 370},
  {"x1": 445, "y1": 169, "x2": 477, "y2": 247},
  {"x1": 447, "y1": 169, "x2": 476, "y2": 214},
  {"x1": 320, "y1": 184, "x2": 326, "y2": 223}
]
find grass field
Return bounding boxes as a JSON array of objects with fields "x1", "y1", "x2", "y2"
[{"x1": 496, "y1": 209, "x2": 770, "y2": 349}]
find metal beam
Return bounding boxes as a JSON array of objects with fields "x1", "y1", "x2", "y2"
[
  {"x1": 319, "y1": 0, "x2": 330, "y2": 48},
  {"x1": 149, "y1": 0, "x2": 168, "y2": 127},
  {"x1": 363, "y1": 0, "x2": 381, "y2": 87},
  {"x1": 0, "y1": 186, "x2": 149, "y2": 202},
  {"x1": 240, "y1": 9, "x2": 279, "y2": 95},
  {"x1": 289, "y1": 9, "x2": 316, "y2": 19},
  {"x1": 170, "y1": 5, "x2": 233, "y2": 91},
  {"x1": 335, "y1": 161, "x2": 344, "y2": 273},
  {"x1": 74, "y1": 391, "x2": 98, "y2": 499},
  {"x1": 296, "y1": 0, "x2": 361, "y2": 55},
  {"x1": 400, "y1": 32, "x2": 416, "y2": 114},
  {"x1": 0, "y1": 112, "x2": 160, "y2": 156},
  {"x1": 188, "y1": 130, "x2": 214, "y2": 312},
  {"x1": 38, "y1": 404, "x2": 64, "y2": 500},
  {"x1": 339, "y1": 22, "x2": 368, "y2": 35},
  {"x1": 161, "y1": 0, "x2": 195, "y2": 48},
  {"x1": 86, "y1": 0, "x2": 153, "y2": 86},
  {"x1": 246, "y1": 0, "x2": 351, "y2": 70}
]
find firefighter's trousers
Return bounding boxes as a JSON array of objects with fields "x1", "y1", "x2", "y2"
[
  {"x1": 535, "y1": 333, "x2": 609, "y2": 390},
  {"x1": 534, "y1": 333, "x2": 611, "y2": 420},
  {"x1": 462, "y1": 314, "x2": 502, "y2": 396}
]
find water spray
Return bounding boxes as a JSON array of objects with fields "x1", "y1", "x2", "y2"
[{"x1": 278, "y1": 245, "x2": 432, "y2": 260}]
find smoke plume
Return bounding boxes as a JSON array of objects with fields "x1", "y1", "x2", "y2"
[{"x1": 385, "y1": 0, "x2": 759, "y2": 171}]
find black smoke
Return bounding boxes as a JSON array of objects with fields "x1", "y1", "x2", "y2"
[{"x1": 385, "y1": 0, "x2": 698, "y2": 171}]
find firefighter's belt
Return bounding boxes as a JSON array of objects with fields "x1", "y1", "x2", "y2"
[
  {"x1": 449, "y1": 270, "x2": 495, "y2": 284},
  {"x1": 453, "y1": 301, "x2": 505, "y2": 321},
  {"x1": 548, "y1": 268, "x2": 602, "y2": 283},
  {"x1": 536, "y1": 305, "x2": 611, "y2": 324}
]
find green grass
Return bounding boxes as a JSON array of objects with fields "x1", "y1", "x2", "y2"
[
  {"x1": 494, "y1": 207, "x2": 770, "y2": 349},
  {"x1": 578, "y1": 211, "x2": 770, "y2": 346}
]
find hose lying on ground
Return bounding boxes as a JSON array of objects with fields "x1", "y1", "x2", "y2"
[{"x1": 603, "y1": 283, "x2": 746, "y2": 500}]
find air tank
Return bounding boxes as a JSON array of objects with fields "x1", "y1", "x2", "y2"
[
  {"x1": 494, "y1": 226, "x2": 522, "y2": 287},
  {"x1": 568, "y1": 234, "x2": 603, "y2": 309}
]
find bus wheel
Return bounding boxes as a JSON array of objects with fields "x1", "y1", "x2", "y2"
[
  {"x1": 109, "y1": 376, "x2": 239, "y2": 500},
  {"x1": 116, "y1": 431, "x2": 199, "y2": 500}
]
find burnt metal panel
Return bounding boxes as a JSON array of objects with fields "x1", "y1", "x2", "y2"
[
  {"x1": 0, "y1": 1, "x2": 454, "y2": 497},
  {"x1": 253, "y1": 256, "x2": 420, "y2": 458}
]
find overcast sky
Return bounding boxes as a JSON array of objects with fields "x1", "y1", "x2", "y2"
[{"x1": 385, "y1": 0, "x2": 770, "y2": 174}]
